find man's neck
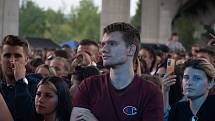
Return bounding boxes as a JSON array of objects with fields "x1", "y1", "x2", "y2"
[
  {"x1": 110, "y1": 63, "x2": 134, "y2": 90},
  {"x1": 5, "y1": 76, "x2": 16, "y2": 86},
  {"x1": 189, "y1": 92, "x2": 208, "y2": 115}
]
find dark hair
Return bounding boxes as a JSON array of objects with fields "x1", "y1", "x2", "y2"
[
  {"x1": 139, "y1": 47, "x2": 156, "y2": 72},
  {"x1": 54, "y1": 50, "x2": 70, "y2": 59},
  {"x1": 72, "y1": 66, "x2": 100, "y2": 83},
  {"x1": 197, "y1": 46, "x2": 215, "y2": 56},
  {"x1": 79, "y1": 39, "x2": 99, "y2": 48},
  {"x1": 37, "y1": 76, "x2": 72, "y2": 121},
  {"x1": 2, "y1": 35, "x2": 29, "y2": 55},
  {"x1": 171, "y1": 32, "x2": 178, "y2": 36},
  {"x1": 30, "y1": 58, "x2": 44, "y2": 68},
  {"x1": 103, "y1": 22, "x2": 140, "y2": 60},
  {"x1": 141, "y1": 74, "x2": 162, "y2": 89}
]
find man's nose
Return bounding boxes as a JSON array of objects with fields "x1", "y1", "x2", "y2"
[
  {"x1": 185, "y1": 79, "x2": 193, "y2": 86},
  {"x1": 9, "y1": 56, "x2": 16, "y2": 62},
  {"x1": 101, "y1": 44, "x2": 109, "y2": 53},
  {"x1": 38, "y1": 96, "x2": 45, "y2": 102}
]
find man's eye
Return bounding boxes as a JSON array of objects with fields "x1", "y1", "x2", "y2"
[
  {"x1": 109, "y1": 42, "x2": 116, "y2": 46},
  {"x1": 14, "y1": 54, "x2": 22, "y2": 58},
  {"x1": 193, "y1": 76, "x2": 201, "y2": 81},
  {"x1": 36, "y1": 92, "x2": 41, "y2": 96},
  {"x1": 45, "y1": 94, "x2": 53, "y2": 98},
  {"x1": 3, "y1": 54, "x2": 10, "y2": 58},
  {"x1": 183, "y1": 76, "x2": 189, "y2": 80}
]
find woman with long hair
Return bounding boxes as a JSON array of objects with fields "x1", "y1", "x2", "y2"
[{"x1": 35, "y1": 76, "x2": 72, "y2": 121}]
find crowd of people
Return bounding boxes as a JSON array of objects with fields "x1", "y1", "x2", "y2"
[{"x1": 0, "y1": 22, "x2": 214, "y2": 121}]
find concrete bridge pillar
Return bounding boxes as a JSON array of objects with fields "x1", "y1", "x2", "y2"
[
  {"x1": 141, "y1": 0, "x2": 160, "y2": 43},
  {"x1": 159, "y1": 0, "x2": 180, "y2": 43},
  {"x1": 0, "y1": 0, "x2": 19, "y2": 40},
  {"x1": 100, "y1": 0, "x2": 130, "y2": 37}
]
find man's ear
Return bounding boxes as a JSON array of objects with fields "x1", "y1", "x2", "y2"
[
  {"x1": 208, "y1": 80, "x2": 215, "y2": 89},
  {"x1": 127, "y1": 44, "x2": 136, "y2": 56},
  {"x1": 24, "y1": 56, "x2": 29, "y2": 65}
]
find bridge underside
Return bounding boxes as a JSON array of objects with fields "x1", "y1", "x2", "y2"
[{"x1": 0, "y1": 0, "x2": 214, "y2": 43}]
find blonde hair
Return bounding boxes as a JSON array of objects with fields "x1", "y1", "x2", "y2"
[{"x1": 183, "y1": 58, "x2": 215, "y2": 82}]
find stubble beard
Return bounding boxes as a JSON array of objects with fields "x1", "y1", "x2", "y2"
[{"x1": 103, "y1": 60, "x2": 126, "y2": 69}]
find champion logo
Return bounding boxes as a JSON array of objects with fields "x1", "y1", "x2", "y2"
[{"x1": 123, "y1": 106, "x2": 137, "y2": 116}]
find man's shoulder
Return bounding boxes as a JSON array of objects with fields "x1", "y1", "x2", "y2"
[
  {"x1": 134, "y1": 75, "x2": 162, "y2": 99},
  {"x1": 26, "y1": 73, "x2": 43, "y2": 84},
  {"x1": 84, "y1": 72, "x2": 109, "y2": 83},
  {"x1": 135, "y1": 75, "x2": 160, "y2": 90},
  {"x1": 78, "y1": 73, "x2": 109, "y2": 92}
]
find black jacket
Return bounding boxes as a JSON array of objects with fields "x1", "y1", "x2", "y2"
[
  {"x1": 0, "y1": 73, "x2": 43, "y2": 121},
  {"x1": 168, "y1": 95, "x2": 215, "y2": 121}
]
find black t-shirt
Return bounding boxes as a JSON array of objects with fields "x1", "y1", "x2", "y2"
[{"x1": 168, "y1": 95, "x2": 215, "y2": 121}]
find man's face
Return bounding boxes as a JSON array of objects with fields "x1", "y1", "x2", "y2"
[
  {"x1": 197, "y1": 52, "x2": 211, "y2": 63},
  {"x1": 49, "y1": 59, "x2": 67, "y2": 77},
  {"x1": 1, "y1": 45, "x2": 28, "y2": 77},
  {"x1": 191, "y1": 46, "x2": 200, "y2": 56},
  {"x1": 77, "y1": 45, "x2": 99, "y2": 62},
  {"x1": 101, "y1": 32, "x2": 130, "y2": 68}
]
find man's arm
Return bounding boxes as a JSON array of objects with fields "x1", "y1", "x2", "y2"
[
  {"x1": 14, "y1": 78, "x2": 36, "y2": 121},
  {"x1": 142, "y1": 85, "x2": 164, "y2": 121},
  {"x1": 0, "y1": 93, "x2": 14, "y2": 121},
  {"x1": 13, "y1": 61, "x2": 36, "y2": 121},
  {"x1": 70, "y1": 107, "x2": 98, "y2": 121}
]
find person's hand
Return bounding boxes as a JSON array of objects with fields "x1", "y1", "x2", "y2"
[
  {"x1": 75, "y1": 109, "x2": 98, "y2": 121},
  {"x1": 72, "y1": 52, "x2": 92, "y2": 67},
  {"x1": 13, "y1": 61, "x2": 26, "y2": 81},
  {"x1": 161, "y1": 74, "x2": 176, "y2": 113},
  {"x1": 161, "y1": 74, "x2": 176, "y2": 93}
]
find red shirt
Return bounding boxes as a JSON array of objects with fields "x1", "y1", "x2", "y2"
[{"x1": 73, "y1": 73, "x2": 164, "y2": 121}]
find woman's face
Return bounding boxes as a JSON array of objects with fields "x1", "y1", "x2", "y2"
[
  {"x1": 182, "y1": 67, "x2": 211, "y2": 100},
  {"x1": 139, "y1": 48, "x2": 153, "y2": 69},
  {"x1": 35, "y1": 84, "x2": 58, "y2": 115}
]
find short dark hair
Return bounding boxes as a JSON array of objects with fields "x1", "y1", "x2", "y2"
[
  {"x1": 197, "y1": 46, "x2": 215, "y2": 56},
  {"x1": 172, "y1": 32, "x2": 178, "y2": 36},
  {"x1": 72, "y1": 66, "x2": 100, "y2": 83},
  {"x1": 37, "y1": 76, "x2": 72, "y2": 121},
  {"x1": 79, "y1": 39, "x2": 99, "y2": 48},
  {"x1": 2, "y1": 35, "x2": 29, "y2": 55},
  {"x1": 54, "y1": 50, "x2": 70, "y2": 59},
  {"x1": 103, "y1": 22, "x2": 140, "y2": 60}
]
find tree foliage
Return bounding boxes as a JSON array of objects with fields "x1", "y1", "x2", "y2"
[
  {"x1": 131, "y1": 0, "x2": 141, "y2": 32},
  {"x1": 19, "y1": 0, "x2": 100, "y2": 43},
  {"x1": 19, "y1": 1, "x2": 46, "y2": 37},
  {"x1": 174, "y1": 15, "x2": 195, "y2": 50},
  {"x1": 68, "y1": 0, "x2": 100, "y2": 41}
]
